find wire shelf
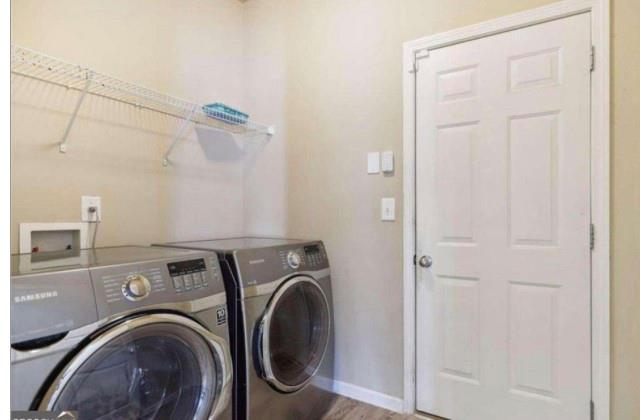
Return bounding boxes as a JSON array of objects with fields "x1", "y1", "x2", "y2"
[{"x1": 11, "y1": 44, "x2": 274, "y2": 162}]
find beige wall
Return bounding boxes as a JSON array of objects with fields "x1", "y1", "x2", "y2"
[
  {"x1": 11, "y1": 0, "x2": 640, "y2": 418},
  {"x1": 11, "y1": 0, "x2": 249, "y2": 251},
  {"x1": 246, "y1": 0, "x2": 640, "y2": 417},
  {"x1": 242, "y1": 0, "x2": 288, "y2": 235},
  {"x1": 611, "y1": 0, "x2": 640, "y2": 418},
  {"x1": 265, "y1": 0, "x2": 557, "y2": 400}
]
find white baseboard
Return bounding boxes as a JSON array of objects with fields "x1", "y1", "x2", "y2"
[{"x1": 313, "y1": 376, "x2": 405, "y2": 413}]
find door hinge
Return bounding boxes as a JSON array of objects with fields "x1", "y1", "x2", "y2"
[
  {"x1": 410, "y1": 55, "x2": 420, "y2": 74},
  {"x1": 410, "y1": 58, "x2": 418, "y2": 74},
  {"x1": 410, "y1": 49, "x2": 429, "y2": 73},
  {"x1": 590, "y1": 400, "x2": 595, "y2": 420},
  {"x1": 590, "y1": 223, "x2": 595, "y2": 250},
  {"x1": 590, "y1": 45, "x2": 595, "y2": 72}
]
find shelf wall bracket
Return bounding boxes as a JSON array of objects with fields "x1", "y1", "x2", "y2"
[
  {"x1": 162, "y1": 106, "x2": 198, "y2": 167},
  {"x1": 59, "y1": 70, "x2": 93, "y2": 153}
]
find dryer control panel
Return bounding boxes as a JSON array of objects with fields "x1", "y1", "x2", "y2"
[
  {"x1": 235, "y1": 241, "x2": 330, "y2": 288},
  {"x1": 303, "y1": 244, "x2": 326, "y2": 267},
  {"x1": 278, "y1": 244, "x2": 327, "y2": 271}
]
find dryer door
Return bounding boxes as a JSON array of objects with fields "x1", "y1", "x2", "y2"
[
  {"x1": 258, "y1": 275, "x2": 330, "y2": 393},
  {"x1": 38, "y1": 313, "x2": 232, "y2": 420}
]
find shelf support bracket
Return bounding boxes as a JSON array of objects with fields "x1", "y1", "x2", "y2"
[
  {"x1": 59, "y1": 70, "x2": 93, "y2": 153},
  {"x1": 242, "y1": 125, "x2": 276, "y2": 139},
  {"x1": 162, "y1": 106, "x2": 198, "y2": 166}
]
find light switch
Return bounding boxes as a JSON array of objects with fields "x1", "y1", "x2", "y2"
[
  {"x1": 367, "y1": 152, "x2": 380, "y2": 174},
  {"x1": 381, "y1": 198, "x2": 395, "y2": 221},
  {"x1": 381, "y1": 151, "x2": 394, "y2": 173}
]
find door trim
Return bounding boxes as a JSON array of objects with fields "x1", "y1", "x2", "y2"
[{"x1": 402, "y1": 0, "x2": 610, "y2": 418}]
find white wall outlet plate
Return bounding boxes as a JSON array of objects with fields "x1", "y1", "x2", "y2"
[
  {"x1": 381, "y1": 197, "x2": 395, "y2": 221},
  {"x1": 81, "y1": 196, "x2": 102, "y2": 222},
  {"x1": 381, "y1": 150, "x2": 394, "y2": 173},
  {"x1": 367, "y1": 152, "x2": 380, "y2": 174}
]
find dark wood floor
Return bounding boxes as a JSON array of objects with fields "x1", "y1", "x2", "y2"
[{"x1": 320, "y1": 395, "x2": 436, "y2": 420}]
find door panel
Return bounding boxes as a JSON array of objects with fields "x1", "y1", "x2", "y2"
[{"x1": 416, "y1": 13, "x2": 591, "y2": 420}]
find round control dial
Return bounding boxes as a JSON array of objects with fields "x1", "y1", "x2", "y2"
[
  {"x1": 122, "y1": 274, "x2": 151, "y2": 301},
  {"x1": 286, "y1": 251, "x2": 302, "y2": 269}
]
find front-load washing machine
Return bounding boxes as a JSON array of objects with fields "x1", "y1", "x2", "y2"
[
  {"x1": 156, "y1": 237, "x2": 336, "y2": 420},
  {"x1": 11, "y1": 246, "x2": 233, "y2": 419}
]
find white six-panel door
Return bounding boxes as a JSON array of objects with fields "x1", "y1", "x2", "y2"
[{"x1": 415, "y1": 13, "x2": 591, "y2": 420}]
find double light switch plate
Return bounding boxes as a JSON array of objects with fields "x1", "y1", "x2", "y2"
[{"x1": 367, "y1": 151, "x2": 394, "y2": 174}]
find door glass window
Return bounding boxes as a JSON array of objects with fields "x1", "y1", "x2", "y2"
[
  {"x1": 50, "y1": 322, "x2": 218, "y2": 420},
  {"x1": 267, "y1": 279, "x2": 329, "y2": 389}
]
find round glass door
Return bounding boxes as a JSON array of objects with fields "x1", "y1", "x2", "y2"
[
  {"x1": 39, "y1": 314, "x2": 231, "y2": 420},
  {"x1": 258, "y1": 276, "x2": 330, "y2": 393}
]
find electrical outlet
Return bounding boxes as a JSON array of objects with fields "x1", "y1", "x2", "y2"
[{"x1": 81, "y1": 196, "x2": 102, "y2": 222}]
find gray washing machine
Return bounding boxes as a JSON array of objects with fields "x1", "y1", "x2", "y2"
[
  {"x1": 156, "y1": 237, "x2": 336, "y2": 420},
  {"x1": 11, "y1": 246, "x2": 233, "y2": 419}
]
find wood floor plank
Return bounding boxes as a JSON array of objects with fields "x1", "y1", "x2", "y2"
[{"x1": 320, "y1": 396, "x2": 433, "y2": 420}]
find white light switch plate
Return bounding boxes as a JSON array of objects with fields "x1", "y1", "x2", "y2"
[
  {"x1": 381, "y1": 197, "x2": 395, "y2": 221},
  {"x1": 367, "y1": 152, "x2": 380, "y2": 174},
  {"x1": 81, "y1": 196, "x2": 102, "y2": 221},
  {"x1": 381, "y1": 150, "x2": 394, "y2": 173}
]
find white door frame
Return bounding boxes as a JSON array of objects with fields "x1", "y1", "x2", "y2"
[{"x1": 402, "y1": 0, "x2": 610, "y2": 418}]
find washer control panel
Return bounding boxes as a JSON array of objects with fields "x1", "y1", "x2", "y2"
[
  {"x1": 122, "y1": 274, "x2": 151, "y2": 301},
  {"x1": 102, "y1": 267, "x2": 166, "y2": 305},
  {"x1": 91, "y1": 251, "x2": 224, "y2": 319},
  {"x1": 286, "y1": 251, "x2": 301, "y2": 269},
  {"x1": 167, "y1": 258, "x2": 211, "y2": 292}
]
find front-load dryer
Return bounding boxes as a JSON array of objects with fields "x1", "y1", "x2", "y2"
[
  {"x1": 11, "y1": 246, "x2": 233, "y2": 419},
  {"x1": 156, "y1": 237, "x2": 336, "y2": 420}
]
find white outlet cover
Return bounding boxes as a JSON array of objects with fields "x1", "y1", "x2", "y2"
[
  {"x1": 381, "y1": 197, "x2": 395, "y2": 221},
  {"x1": 81, "y1": 196, "x2": 102, "y2": 221}
]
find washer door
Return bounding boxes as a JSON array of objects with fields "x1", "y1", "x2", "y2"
[
  {"x1": 257, "y1": 276, "x2": 330, "y2": 393},
  {"x1": 39, "y1": 313, "x2": 232, "y2": 420}
]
